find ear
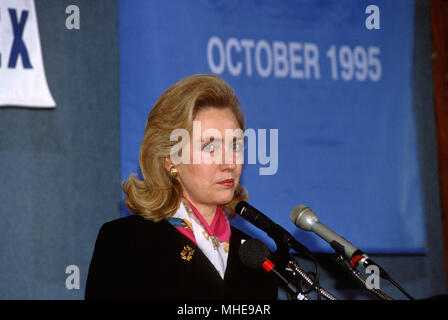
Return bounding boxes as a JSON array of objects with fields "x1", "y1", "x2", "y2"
[{"x1": 164, "y1": 157, "x2": 173, "y2": 172}]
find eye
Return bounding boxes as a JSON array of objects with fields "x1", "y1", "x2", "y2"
[
  {"x1": 232, "y1": 141, "x2": 244, "y2": 152},
  {"x1": 202, "y1": 142, "x2": 215, "y2": 153}
]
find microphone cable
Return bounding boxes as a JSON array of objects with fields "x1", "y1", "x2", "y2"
[
  {"x1": 292, "y1": 256, "x2": 321, "y2": 300},
  {"x1": 286, "y1": 253, "x2": 339, "y2": 300},
  {"x1": 388, "y1": 276, "x2": 415, "y2": 300}
]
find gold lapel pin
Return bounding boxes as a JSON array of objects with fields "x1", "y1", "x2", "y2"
[{"x1": 180, "y1": 245, "x2": 195, "y2": 261}]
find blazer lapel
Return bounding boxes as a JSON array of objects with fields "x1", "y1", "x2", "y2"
[
  {"x1": 162, "y1": 219, "x2": 226, "y2": 282},
  {"x1": 223, "y1": 226, "x2": 245, "y2": 282}
]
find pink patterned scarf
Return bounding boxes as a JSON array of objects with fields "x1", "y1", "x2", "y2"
[{"x1": 171, "y1": 197, "x2": 231, "y2": 245}]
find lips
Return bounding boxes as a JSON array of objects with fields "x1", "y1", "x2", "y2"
[{"x1": 217, "y1": 179, "x2": 235, "y2": 187}]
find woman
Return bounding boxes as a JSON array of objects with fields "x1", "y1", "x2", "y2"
[{"x1": 85, "y1": 74, "x2": 278, "y2": 300}]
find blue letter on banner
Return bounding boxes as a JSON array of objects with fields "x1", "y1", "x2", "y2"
[{"x1": 8, "y1": 9, "x2": 33, "y2": 69}]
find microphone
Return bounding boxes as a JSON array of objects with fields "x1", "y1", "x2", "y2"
[
  {"x1": 239, "y1": 238, "x2": 308, "y2": 299},
  {"x1": 235, "y1": 201, "x2": 316, "y2": 261},
  {"x1": 289, "y1": 204, "x2": 391, "y2": 280}
]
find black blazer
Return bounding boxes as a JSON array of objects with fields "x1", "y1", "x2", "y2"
[{"x1": 85, "y1": 214, "x2": 278, "y2": 300}]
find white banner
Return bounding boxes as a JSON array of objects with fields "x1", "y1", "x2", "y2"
[{"x1": 0, "y1": 0, "x2": 55, "y2": 107}]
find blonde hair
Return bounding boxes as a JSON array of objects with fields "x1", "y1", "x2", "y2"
[{"x1": 122, "y1": 74, "x2": 248, "y2": 222}]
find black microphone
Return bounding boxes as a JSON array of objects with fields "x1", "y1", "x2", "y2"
[
  {"x1": 239, "y1": 238, "x2": 305, "y2": 298},
  {"x1": 235, "y1": 201, "x2": 316, "y2": 261}
]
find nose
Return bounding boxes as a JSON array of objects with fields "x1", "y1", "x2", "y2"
[
  {"x1": 219, "y1": 143, "x2": 237, "y2": 171},
  {"x1": 219, "y1": 161, "x2": 236, "y2": 171}
]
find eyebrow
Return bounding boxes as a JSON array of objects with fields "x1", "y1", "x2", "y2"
[
  {"x1": 201, "y1": 136, "x2": 244, "y2": 143},
  {"x1": 201, "y1": 137, "x2": 220, "y2": 143}
]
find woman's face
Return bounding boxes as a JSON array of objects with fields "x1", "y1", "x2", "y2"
[{"x1": 174, "y1": 107, "x2": 244, "y2": 208}]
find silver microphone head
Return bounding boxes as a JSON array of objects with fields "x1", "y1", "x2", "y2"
[{"x1": 289, "y1": 204, "x2": 319, "y2": 231}]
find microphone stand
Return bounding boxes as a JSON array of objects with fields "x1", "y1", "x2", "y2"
[
  {"x1": 334, "y1": 254, "x2": 393, "y2": 300},
  {"x1": 273, "y1": 236, "x2": 339, "y2": 300},
  {"x1": 330, "y1": 238, "x2": 414, "y2": 300},
  {"x1": 286, "y1": 258, "x2": 339, "y2": 300},
  {"x1": 269, "y1": 259, "x2": 313, "y2": 300}
]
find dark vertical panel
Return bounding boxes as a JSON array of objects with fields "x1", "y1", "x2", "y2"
[
  {"x1": 0, "y1": 0, "x2": 119, "y2": 299},
  {"x1": 430, "y1": 0, "x2": 448, "y2": 289}
]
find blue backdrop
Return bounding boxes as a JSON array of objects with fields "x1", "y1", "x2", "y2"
[{"x1": 120, "y1": 0, "x2": 426, "y2": 254}]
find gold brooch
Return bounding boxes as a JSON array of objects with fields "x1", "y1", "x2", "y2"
[{"x1": 180, "y1": 245, "x2": 195, "y2": 261}]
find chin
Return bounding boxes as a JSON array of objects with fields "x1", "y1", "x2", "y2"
[{"x1": 215, "y1": 190, "x2": 235, "y2": 205}]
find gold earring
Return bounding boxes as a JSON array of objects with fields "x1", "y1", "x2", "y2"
[{"x1": 169, "y1": 166, "x2": 179, "y2": 178}]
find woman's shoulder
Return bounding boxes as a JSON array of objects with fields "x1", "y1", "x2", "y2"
[
  {"x1": 97, "y1": 214, "x2": 165, "y2": 239},
  {"x1": 102, "y1": 213, "x2": 151, "y2": 227},
  {"x1": 101, "y1": 213, "x2": 150, "y2": 228}
]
